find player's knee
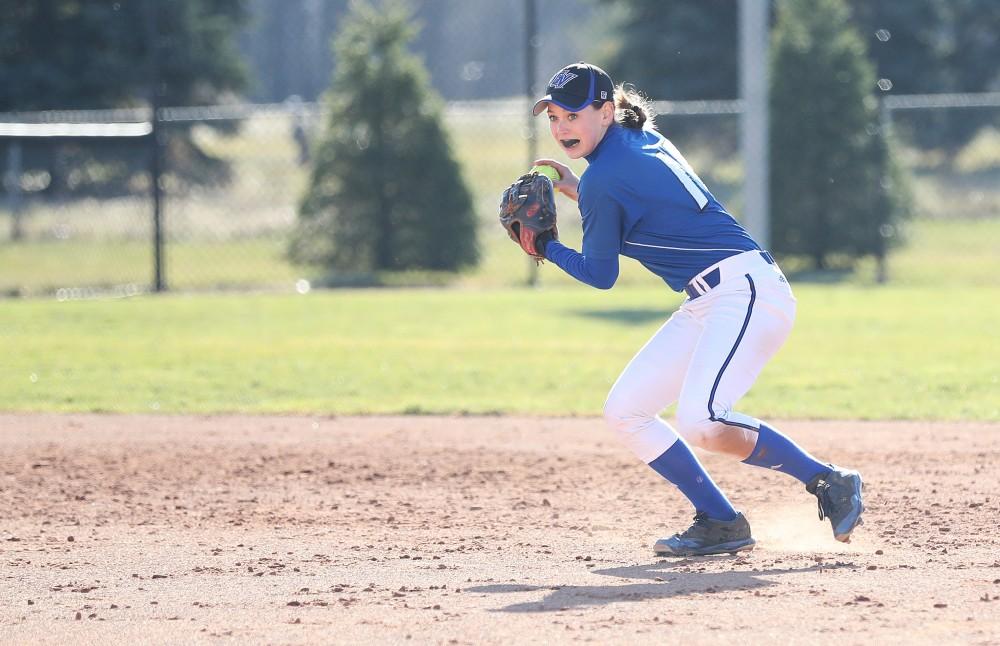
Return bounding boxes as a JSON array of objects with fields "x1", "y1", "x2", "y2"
[
  {"x1": 698, "y1": 425, "x2": 756, "y2": 457},
  {"x1": 602, "y1": 392, "x2": 631, "y2": 435},
  {"x1": 674, "y1": 400, "x2": 714, "y2": 442},
  {"x1": 603, "y1": 392, "x2": 680, "y2": 462},
  {"x1": 602, "y1": 392, "x2": 650, "y2": 440},
  {"x1": 676, "y1": 402, "x2": 756, "y2": 457}
]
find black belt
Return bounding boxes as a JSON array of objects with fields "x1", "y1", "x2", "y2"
[{"x1": 684, "y1": 251, "x2": 775, "y2": 300}]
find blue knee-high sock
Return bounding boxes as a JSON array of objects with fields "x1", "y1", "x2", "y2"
[
  {"x1": 648, "y1": 440, "x2": 738, "y2": 521},
  {"x1": 742, "y1": 422, "x2": 829, "y2": 484}
]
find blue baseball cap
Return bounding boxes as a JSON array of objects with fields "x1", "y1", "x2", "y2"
[{"x1": 532, "y1": 62, "x2": 615, "y2": 116}]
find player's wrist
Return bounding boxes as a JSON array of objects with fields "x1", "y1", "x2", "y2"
[
  {"x1": 563, "y1": 179, "x2": 580, "y2": 202},
  {"x1": 534, "y1": 230, "x2": 555, "y2": 257}
]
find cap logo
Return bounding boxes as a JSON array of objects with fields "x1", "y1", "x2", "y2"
[
  {"x1": 549, "y1": 71, "x2": 578, "y2": 89},
  {"x1": 600, "y1": 91, "x2": 607, "y2": 99}
]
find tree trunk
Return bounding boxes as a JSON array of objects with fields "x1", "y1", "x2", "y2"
[
  {"x1": 6, "y1": 142, "x2": 24, "y2": 241},
  {"x1": 875, "y1": 251, "x2": 887, "y2": 284}
]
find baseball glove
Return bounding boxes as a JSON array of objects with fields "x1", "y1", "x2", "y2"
[{"x1": 498, "y1": 171, "x2": 558, "y2": 261}]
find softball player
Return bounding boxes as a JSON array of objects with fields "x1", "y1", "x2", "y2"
[{"x1": 531, "y1": 62, "x2": 865, "y2": 556}]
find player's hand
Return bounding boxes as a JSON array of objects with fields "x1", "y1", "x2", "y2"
[{"x1": 532, "y1": 159, "x2": 579, "y2": 202}]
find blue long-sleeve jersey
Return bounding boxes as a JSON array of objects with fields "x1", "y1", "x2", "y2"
[{"x1": 543, "y1": 124, "x2": 760, "y2": 292}]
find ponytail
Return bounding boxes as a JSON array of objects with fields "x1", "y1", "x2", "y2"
[{"x1": 613, "y1": 84, "x2": 655, "y2": 130}]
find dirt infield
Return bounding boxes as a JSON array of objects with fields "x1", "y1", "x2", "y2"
[{"x1": 1, "y1": 414, "x2": 999, "y2": 645}]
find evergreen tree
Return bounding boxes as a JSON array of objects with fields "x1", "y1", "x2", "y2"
[
  {"x1": 291, "y1": 0, "x2": 477, "y2": 274},
  {"x1": 0, "y1": 0, "x2": 250, "y2": 196},
  {"x1": 597, "y1": 0, "x2": 738, "y2": 101},
  {"x1": 769, "y1": 0, "x2": 911, "y2": 272},
  {"x1": 0, "y1": 0, "x2": 248, "y2": 111}
]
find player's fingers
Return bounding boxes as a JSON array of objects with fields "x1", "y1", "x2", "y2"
[
  {"x1": 533, "y1": 158, "x2": 578, "y2": 195},
  {"x1": 532, "y1": 158, "x2": 569, "y2": 175}
]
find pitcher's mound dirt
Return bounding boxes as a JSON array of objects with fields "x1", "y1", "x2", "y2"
[{"x1": 1, "y1": 415, "x2": 998, "y2": 645}]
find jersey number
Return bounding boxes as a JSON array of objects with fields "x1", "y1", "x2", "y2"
[{"x1": 655, "y1": 149, "x2": 709, "y2": 210}]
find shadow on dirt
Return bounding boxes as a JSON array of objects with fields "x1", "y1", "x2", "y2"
[{"x1": 468, "y1": 559, "x2": 856, "y2": 612}]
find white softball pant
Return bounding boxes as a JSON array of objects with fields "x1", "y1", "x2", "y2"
[{"x1": 603, "y1": 250, "x2": 796, "y2": 463}]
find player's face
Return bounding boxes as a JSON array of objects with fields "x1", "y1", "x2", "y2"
[{"x1": 546, "y1": 102, "x2": 614, "y2": 160}]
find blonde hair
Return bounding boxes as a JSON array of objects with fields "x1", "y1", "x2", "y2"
[{"x1": 613, "y1": 84, "x2": 655, "y2": 130}]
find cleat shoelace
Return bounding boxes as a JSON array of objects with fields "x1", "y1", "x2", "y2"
[
  {"x1": 813, "y1": 478, "x2": 852, "y2": 522},
  {"x1": 813, "y1": 480, "x2": 831, "y2": 520},
  {"x1": 676, "y1": 512, "x2": 712, "y2": 540}
]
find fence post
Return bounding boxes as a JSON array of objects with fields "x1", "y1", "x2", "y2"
[
  {"x1": 150, "y1": 117, "x2": 164, "y2": 292},
  {"x1": 524, "y1": 0, "x2": 539, "y2": 287},
  {"x1": 145, "y1": 0, "x2": 166, "y2": 292},
  {"x1": 875, "y1": 95, "x2": 892, "y2": 284},
  {"x1": 740, "y1": 0, "x2": 770, "y2": 250}
]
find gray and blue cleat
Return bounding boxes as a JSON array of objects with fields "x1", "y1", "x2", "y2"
[
  {"x1": 653, "y1": 511, "x2": 756, "y2": 557},
  {"x1": 807, "y1": 466, "x2": 865, "y2": 543}
]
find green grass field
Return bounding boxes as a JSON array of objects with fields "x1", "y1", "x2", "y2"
[{"x1": 1, "y1": 270, "x2": 997, "y2": 420}]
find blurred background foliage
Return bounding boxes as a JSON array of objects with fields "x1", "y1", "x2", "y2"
[
  {"x1": 0, "y1": 0, "x2": 997, "y2": 294},
  {"x1": 0, "y1": 0, "x2": 251, "y2": 196},
  {"x1": 0, "y1": 0, "x2": 249, "y2": 111},
  {"x1": 597, "y1": 0, "x2": 1000, "y2": 151}
]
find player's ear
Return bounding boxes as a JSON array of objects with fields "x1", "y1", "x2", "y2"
[{"x1": 601, "y1": 101, "x2": 615, "y2": 126}]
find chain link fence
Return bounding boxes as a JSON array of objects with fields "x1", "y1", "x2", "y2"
[
  {"x1": 1, "y1": 94, "x2": 998, "y2": 297},
  {"x1": 882, "y1": 93, "x2": 1000, "y2": 220},
  {"x1": 0, "y1": 104, "x2": 318, "y2": 298}
]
